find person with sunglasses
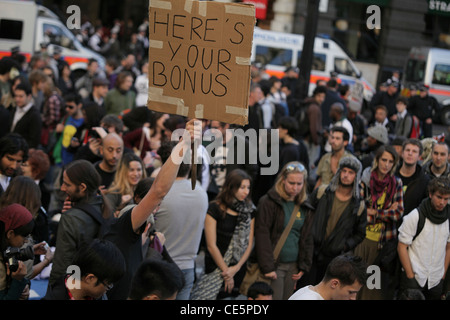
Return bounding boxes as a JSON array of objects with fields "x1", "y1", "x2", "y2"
[
  {"x1": 397, "y1": 176, "x2": 450, "y2": 300},
  {"x1": 251, "y1": 161, "x2": 315, "y2": 299},
  {"x1": 52, "y1": 93, "x2": 85, "y2": 168}
]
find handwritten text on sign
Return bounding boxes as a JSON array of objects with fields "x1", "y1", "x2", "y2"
[{"x1": 148, "y1": 0, "x2": 255, "y2": 125}]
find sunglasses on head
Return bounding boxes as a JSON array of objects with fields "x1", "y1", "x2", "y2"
[{"x1": 285, "y1": 163, "x2": 306, "y2": 173}]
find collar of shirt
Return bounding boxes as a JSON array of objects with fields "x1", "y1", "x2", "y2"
[
  {"x1": 17, "y1": 101, "x2": 33, "y2": 115},
  {"x1": 0, "y1": 173, "x2": 10, "y2": 192},
  {"x1": 397, "y1": 109, "x2": 407, "y2": 118}
]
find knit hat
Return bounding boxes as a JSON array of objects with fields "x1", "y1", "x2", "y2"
[
  {"x1": 368, "y1": 126, "x2": 389, "y2": 144},
  {"x1": 329, "y1": 155, "x2": 362, "y2": 198},
  {"x1": 0, "y1": 204, "x2": 33, "y2": 232}
]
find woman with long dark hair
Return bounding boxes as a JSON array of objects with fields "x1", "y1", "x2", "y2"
[{"x1": 191, "y1": 169, "x2": 256, "y2": 300}]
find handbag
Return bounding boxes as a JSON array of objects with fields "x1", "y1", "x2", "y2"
[{"x1": 239, "y1": 204, "x2": 300, "y2": 296}]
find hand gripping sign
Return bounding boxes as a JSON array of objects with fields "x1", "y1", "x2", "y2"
[{"x1": 147, "y1": 0, "x2": 256, "y2": 188}]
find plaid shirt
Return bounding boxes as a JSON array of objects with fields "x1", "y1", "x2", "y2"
[
  {"x1": 361, "y1": 176, "x2": 404, "y2": 244},
  {"x1": 43, "y1": 92, "x2": 62, "y2": 128}
]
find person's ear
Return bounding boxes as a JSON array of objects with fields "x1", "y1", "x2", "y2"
[
  {"x1": 330, "y1": 279, "x2": 340, "y2": 289},
  {"x1": 6, "y1": 230, "x2": 15, "y2": 240},
  {"x1": 79, "y1": 183, "x2": 87, "y2": 193},
  {"x1": 84, "y1": 273, "x2": 97, "y2": 285}
]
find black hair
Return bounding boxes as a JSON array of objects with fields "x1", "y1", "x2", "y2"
[
  {"x1": 247, "y1": 281, "x2": 273, "y2": 299},
  {"x1": 71, "y1": 239, "x2": 125, "y2": 286},
  {"x1": 0, "y1": 133, "x2": 29, "y2": 161},
  {"x1": 64, "y1": 160, "x2": 101, "y2": 198},
  {"x1": 134, "y1": 177, "x2": 155, "y2": 200},
  {"x1": 14, "y1": 82, "x2": 32, "y2": 96},
  {"x1": 277, "y1": 116, "x2": 298, "y2": 137},
  {"x1": 323, "y1": 254, "x2": 368, "y2": 286},
  {"x1": 330, "y1": 126, "x2": 350, "y2": 142},
  {"x1": 63, "y1": 92, "x2": 82, "y2": 105},
  {"x1": 313, "y1": 85, "x2": 327, "y2": 96},
  {"x1": 128, "y1": 259, "x2": 185, "y2": 300},
  {"x1": 157, "y1": 140, "x2": 191, "y2": 178}
]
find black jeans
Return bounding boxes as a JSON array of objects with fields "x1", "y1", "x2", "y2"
[{"x1": 399, "y1": 270, "x2": 443, "y2": 300}]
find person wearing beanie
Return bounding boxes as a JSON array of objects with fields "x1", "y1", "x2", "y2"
[
  {"x1": 0, "y1": 204, "x2": 35, "y2": 300},
  {"x1": 398, "y1": 176, "x2": 450, "y2": 300},
  {"x1": 297, "y1": 156, "x2": 367, "y2": 288},
  {"x1": 359, "y1": 125, "x2": 389, "y2": 170}
]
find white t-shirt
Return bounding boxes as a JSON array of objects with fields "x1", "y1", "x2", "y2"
[{"x1": 288, "y1": 285, "x2": 325, "y2": 300}]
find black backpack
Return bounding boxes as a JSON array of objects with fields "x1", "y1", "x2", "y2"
[{"x1": 292, "y1": 99, "x2": 310, "y2": 139}]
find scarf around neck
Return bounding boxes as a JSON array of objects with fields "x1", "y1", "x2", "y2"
[
  {"x1": 418, "y1": 197, "x2": 450, "y2": 225},
  {"x1": 370, "y1": 170, "x2": 396, "y2": 210},
  {"x1": 228, "y1": 199, "x2": 255, "y2": 264}
]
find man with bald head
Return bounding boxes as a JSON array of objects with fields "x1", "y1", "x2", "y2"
[{"x1": 94, "y1": 133, "x2": 124, "y2": 189}]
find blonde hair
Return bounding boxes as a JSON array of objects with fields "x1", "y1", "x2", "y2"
[
  {"x1": 107, "y1": 153, "x2": 147, "y2": 196},
  {"x1": 274, "y1": 161, "x2": 308, "y2": 205}
]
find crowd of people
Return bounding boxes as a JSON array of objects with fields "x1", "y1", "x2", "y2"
[{"x1": 0, "y1": 17, "x2": 450, "y2": 301}]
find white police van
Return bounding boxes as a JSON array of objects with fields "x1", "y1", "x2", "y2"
[
  {"x1": 0, "y1": 0, "x2": 105, "y2": 77},
  {"x1": 402, "y1": 46, "x2": 450, "y2": 126},
  {"x1": 251, "y1": 27, "x2": 375, "y2": 106}
]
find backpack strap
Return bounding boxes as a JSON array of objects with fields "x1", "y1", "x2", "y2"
[{"x1": 413, "y1": 209, "x2": 426, "y2": 241}]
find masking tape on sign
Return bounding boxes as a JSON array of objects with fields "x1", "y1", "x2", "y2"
[
  {"x1": 150, "y1": 0, "x2": 172, "y2": 10},
  {"x1": 225, "y1": 4, "x2": 255, "y2": 16},
  {"x1": 148, "y1": 87, "x2": 189, "y2": 116},
  {"x1": 226, "y1": 105, "x2": 248, "y2": 116},
  {"x1": 195, "y1": 104, "x2": 204, "y2": 119}
]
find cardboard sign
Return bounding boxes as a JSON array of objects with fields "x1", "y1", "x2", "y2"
[{"x1": 147, "y1": 0, "x2": 256, "y2": 126}]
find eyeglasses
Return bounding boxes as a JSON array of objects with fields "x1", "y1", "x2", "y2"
[
  {"x1": 65, "y1": 104, "x2": 75, "y2": 110},
  {"x1": 285, "y1": 163, "x2": 306, "y2": 173}
]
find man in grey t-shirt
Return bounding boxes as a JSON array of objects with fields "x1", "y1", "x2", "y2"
[{"x1": 153, "y1": 143, "x2": 208, "y2": 300}]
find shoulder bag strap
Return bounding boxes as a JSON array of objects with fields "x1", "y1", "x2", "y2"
[{"x1": 273, "y1": 204, "x2": 300, "y2": 260}]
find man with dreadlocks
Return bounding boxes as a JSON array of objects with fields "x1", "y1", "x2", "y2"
[{"x1": 297, "y1": 155, "x2": 367, "y2": 288}]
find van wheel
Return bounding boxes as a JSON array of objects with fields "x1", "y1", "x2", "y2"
[{"x1": 441, "y1": 106, "x2": 450, "y2": 126}]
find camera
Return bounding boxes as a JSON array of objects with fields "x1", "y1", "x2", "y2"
[{"x1": 3, "y1": 246, "x2": 34, "y2": 272}]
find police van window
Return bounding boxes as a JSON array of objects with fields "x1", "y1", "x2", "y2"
[
  {"x1": 43, "y1": 24, "x2": 76, "y2": 50},
  {"x1": 404, "y1": 59, "x2": 426, "y2": 83},
  {"x1": 432, "y1": 64, "x2": 450, "y2": 86},
  {"x1": 297, "y1": 52, "x2": 326, "y2": 71},
  {"x1": 0, "y1": 19, "x2": 23, "y2": 40},
  {"x1": 334, "y1": 57, "x2": 357, "y2": 77},
  {"x1": 255, "y1": 45, "x2": 292, "y2": 68}
]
